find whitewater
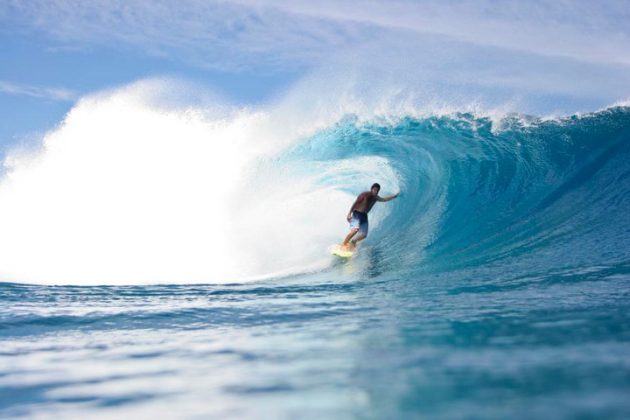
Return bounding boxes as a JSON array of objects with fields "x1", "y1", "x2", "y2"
[{"x1": 1, "y1": 79, "x2": 629, "y2": 418}]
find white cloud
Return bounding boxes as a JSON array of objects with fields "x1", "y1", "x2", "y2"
[
  {"x1": 0, "y1": 80, "x2": 77, "y2": 101},
  {"x1": 1, "y1": 0, "x2": 374, "y2": 72},
  {"x1": 237, "y1": 0, "x2": 630, "y2": 66},
  {"x1": 1, "y1": 0, "x2": 629, "y2": 110},
  {"x1": 2, "y1": 0, "x2": 630, "y2": 70}
]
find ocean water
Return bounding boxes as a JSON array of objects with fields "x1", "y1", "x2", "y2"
[{"x1": 1, "y1": 106, "x2": 630, "y2": 418}]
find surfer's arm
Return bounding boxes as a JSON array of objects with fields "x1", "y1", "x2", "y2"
[
  {"x1": 377, "y1": 192, "x2": 400, "y2": 202},
  {"x1": 347, "y1": 199, "x2": 358, "y2": 220}
]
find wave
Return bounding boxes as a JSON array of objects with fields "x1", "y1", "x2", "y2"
[
  {"x1": 0, "y1": 80, "x2": 629, "y2": 284},
  {"x1": 297, "y1": 107, "x2": 630, "y2": 277}
]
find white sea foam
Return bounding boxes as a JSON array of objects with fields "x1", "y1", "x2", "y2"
[{"x1": 0, "y1": 78, "x2": 403, "y2": 285}]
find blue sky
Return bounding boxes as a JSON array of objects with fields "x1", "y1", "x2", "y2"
[{"x1": 2, "y1": 0, "x2": 630, "y2": 155}]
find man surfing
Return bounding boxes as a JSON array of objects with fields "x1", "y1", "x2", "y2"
[{"x1": 341, "y1": 183, "x2": 399, "y2": 251}]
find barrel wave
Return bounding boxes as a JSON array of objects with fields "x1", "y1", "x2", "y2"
[{"x1": 293, "y1": 106, "x2": 630, "y2": 280}]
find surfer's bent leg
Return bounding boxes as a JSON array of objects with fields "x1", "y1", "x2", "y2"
[
  {"x1": 343, "y1": 212, "x2": 362, "y2": 248},
  {"x1": 343, "y1": 228, "x2": 360, "y2": 247},
  {"x1": 351, "y1": 222, "x2": 368, "y2": 245}
]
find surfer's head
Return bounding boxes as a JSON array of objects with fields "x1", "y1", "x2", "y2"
[{"x1": 371, "y1": 183, "x2": 381, "y2": 194}]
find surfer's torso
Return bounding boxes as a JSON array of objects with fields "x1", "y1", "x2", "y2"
[{"x1": 353, "y1": 191, "x2": 379, "y2": 214}]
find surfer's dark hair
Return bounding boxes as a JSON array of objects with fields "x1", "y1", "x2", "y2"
[{"x1": 371, "y1": 183, "x2": 381, "y2": 190}]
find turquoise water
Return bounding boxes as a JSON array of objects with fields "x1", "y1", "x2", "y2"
[{"x1": 2, "y1": 107, "x2": 630, "y2": 418}]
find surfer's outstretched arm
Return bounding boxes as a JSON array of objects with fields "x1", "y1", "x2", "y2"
[{"x1": 377, "y1": 192, "x2": 400, "y2": 202}]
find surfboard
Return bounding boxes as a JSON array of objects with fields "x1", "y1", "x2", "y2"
[{"x1": 329, "y1": 244, "x2": 355, "y2": 258}]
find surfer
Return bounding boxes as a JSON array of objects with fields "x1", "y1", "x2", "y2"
[{"x1": 342, "y1": 183, "x2": 399, "y2": 251}]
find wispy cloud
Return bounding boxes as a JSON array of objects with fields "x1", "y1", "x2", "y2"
[
  {"x1": 235, "y1": 0, "x2": 630, "y2": 66},
  {"x1": 2, "y1": 0, "x2": 629, "y2": 70},
  {"x1": 1, "y1": 0, "x2": 629, "y2": 111},
  {"x1": 0, "y1": 80, "x2": 77, "y2": 101},
  {"x1": 1, "y1": 0, "x2": 372, "y2": 72}
]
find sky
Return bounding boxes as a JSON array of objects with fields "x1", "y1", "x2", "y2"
[{"x1": 1, "y1": 0, "x2": 630, "y2": 154}]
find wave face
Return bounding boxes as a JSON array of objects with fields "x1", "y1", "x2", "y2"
[
  {"x1": 1, "y1": 105, "x2": 630, "y2": 418},
  {"x1": 286, "y1": 106, "x2": 630, "y2": 279}
]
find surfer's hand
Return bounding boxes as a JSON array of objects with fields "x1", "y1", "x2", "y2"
[{"x1": 346, "y1": 213, "x2": 352, "y2": 222}]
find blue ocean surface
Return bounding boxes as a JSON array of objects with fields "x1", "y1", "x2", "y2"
[{"x1": 2, "y1": 107, "x2": 630, "y2": 418}]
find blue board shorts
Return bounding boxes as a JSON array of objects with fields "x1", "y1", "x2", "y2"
[{"x1": 349, "y1": 211, "x2": 369, "y2": 236}]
